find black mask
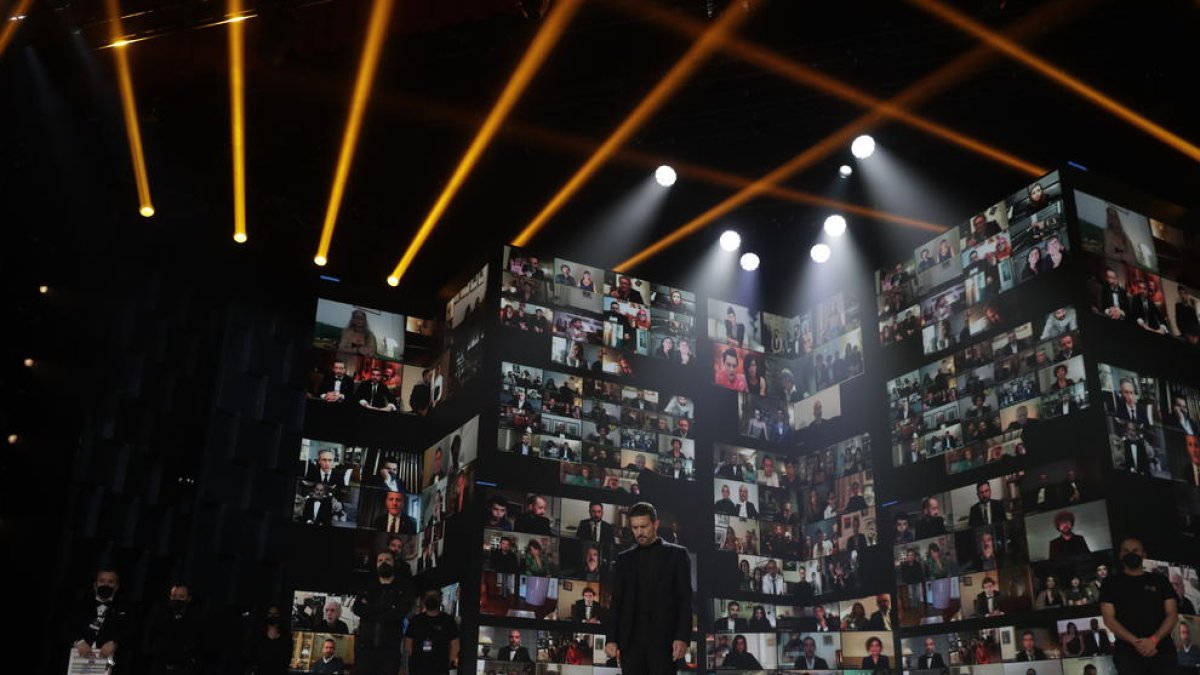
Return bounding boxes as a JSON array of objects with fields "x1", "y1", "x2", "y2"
[
  {"x1": 1122, "y1": 552, "x2": 1144, "y2": 570},
  {"x1": 170, "y1": 600, "x2": 187, "y2": 613},
  {"x1": 265, "y1": 616, "x2": 281, "y2": 627},
  {"x1": 423, "y1": 596, "x2": 440, "y2": 611},
  {"x1": 96, "y1": 585, "x2": 115, "y2": 601},
  {"x1": 378, "y1": 563, "x2": 395, "y2": 578}
]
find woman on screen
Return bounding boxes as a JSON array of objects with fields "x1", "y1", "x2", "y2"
[
  {"x1": 678, "y1": 339, "x2": 694, "y2": 366},
  {"x1": 566, "y1": 342, "x2": 586, "y2": 369},
  {"x1": 722, "y1": 635, "x2": 762, "y2": 669},
  {"x1": 1036, "y1": 575, "x2": 1065, "y2": 609},
  {"x1": 748, "y1": 605, "x2": 772, "y2": 631},
  {"x1": 842, "y1": 602, "x2": 868, "y2": 630},
  {"x1": 337, "y1": 309, "x2": 378, "y2": 373},
  {"x1": 523, "y1": 540, "x2": 547, "y2": 576},
  {"x1": 1062, "y1": 622, "x2": 1084, "y2": 656},
  {"x1": 578, "y1": 270, "x2": 595, "y2": 292},
  {"x1": 1023, "y1": 246, "x2": 1043, "y2": 281},
  {"x1": 745, "y1": 355, "x2": 768, "y2": 396}
]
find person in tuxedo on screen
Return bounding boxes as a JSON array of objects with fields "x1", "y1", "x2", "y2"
[
  {"x1": 975, "y1": 577, "x2": 1004, "y2": 617},
  {"x1": 1016, "y1": 631, "x2": 1047, "y2": 661},
  {"x1": 571, "y1": 587, "x2": 606, "y2": 624},
  {"x1": 604, "y1": 502, "x2": 693, "y2": 675},
  {"x1": 302, "y1": 483, "x2": 334, "y2": 526},
  {"x1": 1129, "y1": 279, "x2": 1171, "y2": 335},
  {"x1": 364, "y1": 458, "x2": 404, "y2": 493},
  {"x1": 917, "y1": 636, "x2": 947, "y2": 669},
  {"x1": 372, "y1": 490, "x2": 416, "y2": 534},
  {"x1": 577, "y1": 502, "x2": 615, "y2": 544},
  {"x1": 866, "y1": 594, "x2": 896, "y2": 630},
  {"x1": 304, "y1": 449, "x2": 342, "y2": 486},
  {"x1": 861, "y1": 636, "x2": 890, "y2": 671},
  {"x1": 497, "y1": 630, "x2": 532, "y2": 663},
  {"x1": 1085, "y1": 617, "x2": 1113, "y2": 655},
  {"x1": 314, "y1": 360, "x2": 355, "y2": 402},
  {"x1": 1115, "y1": 378, "x2": 1154, "y2": 427},
  {"x1": 1121, "y1": 421, "x2": 1158, "y2": 476},
  {"x1": 355, "y1": 367, "x2": 397, "y2": 412},
  {"x1": 794, "y1": 636, "x2": 829, "y2": 670},
  {"x1": 714, "y1": 601, "x2": 747, "y2": 632},
  {"x1": 1099, "y1": 268, "x2": 1130, "y2": 321},
  {"x1": 408, "y1": 368, "x2": 433, "y2": 415},
  {"x1": 1175, "y1": 286, "x2": 1200, "y2": 342},
  {"x1": 510, "y1": 430, "x2": 536, "y2": 457},
  {"x1": 968, "y1": 481, "x2": 1008, "y2": 527},
  {"x1": 733, "y1": 484, "x2": 760, "y2": 519}
]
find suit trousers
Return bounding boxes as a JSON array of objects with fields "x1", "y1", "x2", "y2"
[
  {"x1": 1113, "y1": 646, "x2": 1179, "y2": 675},
  {"x1": 620, "y1": 634, "x2": 675, "y2": 675}
]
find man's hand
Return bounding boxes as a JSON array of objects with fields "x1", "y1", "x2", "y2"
[
  {"x1": 1134, "y1": 637, "x2": 1158, "y2": 658},
  {"x1": 98, "y1": 641, "x2": 117, "y2": 659},
  {"x1": 74, "y1": 640, "x2": 92, "y2": 658},
  {"x1": 604, "y1": 642, "x2": 619, "y2": 660},
  {"x1": 672, "y1": 640, "x2": 687, "y2": 661}
]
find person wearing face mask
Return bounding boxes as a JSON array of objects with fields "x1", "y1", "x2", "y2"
[
  {"x1": 1100, "y1": 537, "x2": 1180, "y2": 674},
  {"x1": 143, "y1": 583, "x2": 202, "y2": 674},
  {"x1": 403, "y1": 590, "x2": 460, "y2": 675},
  {"x1": 66, "y1": 568, "x2": 134, "y2": 673},
  {"x1": 244, "y1": 605, "x2": 289, "y2": 675},
  {"x1": 352, "y1": 551, "x2": 414, "y2": 675}
]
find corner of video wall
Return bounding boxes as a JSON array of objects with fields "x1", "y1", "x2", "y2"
[
  {"x1": 872, "y1": 168, "x2": 1200, "y2": 675},
  {"x1": 285, "y1": 266, "x2": 488, "y2": 672}
]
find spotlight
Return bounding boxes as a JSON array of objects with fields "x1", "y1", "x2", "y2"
[
  {"x1": 5, "y1": 434, "x2": 16, "y2": 445},
  {"x1": 739, "y1": 252, "x2": 760, "y2": 271},
  {"x1": 850, "y1": 134, "x2": 875, "y2": 159},
  {"x1": 314, "y1": 255, "x2": 328, "y2": 267},
  {"x1": 823, "y1": 214, "x2": 847, "y2": 237},
  {"x1": 110, "y1": 39, "x2": 130, "y2": 48},
  {"x1": 838, "y1": 164, "x2": 853, "y2": 178},
  {"x1": 654, "y1": 165, "x2": 677, "y2": 187},
  {"x1": 38, "y1": 285, "x2": 48, "y2": 294},
  {"x1": 139, "y1": 205, "x2": 155, "y2": 217},
  {"x1": 23, "y1": 358, "x2": 34, "y2": 368},
  {"x1": 386, "y1": 276, "x2": 400, "y2": 287},
  {"x1": 810, "y1": 243, "x2": 831, "y2": 263},
  {"x1": 719, "y1": 230, "x2": 741, "y2": 252},
  {"x1": 233, "y1": 232, "x2": 248, "y2": 243}
]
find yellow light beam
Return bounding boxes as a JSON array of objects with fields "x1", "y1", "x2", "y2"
[
  {"x1": 314, "y1": 0, "x2": 396, "y2": 266},
  {"x1": 510, "y1": 1, "x2": 752, "y2": 247},
  {"x1": 0, "y1": 0, "x2": 34, "y2": 58},
  {"x1": 909, "y1": 0, "x2": 1200, "y2": 163},
  {"x1": 607, "y1": 0, "x2": 1044, "y2": 177},
  {"x1": 386, "y1": 0, "x2": 583, "y2": 286},
  {"x1": 615, "y1": 0, "x2": 1086, "y2": 273},
  {"x1": 228, "y1": 0, "x2": 248, "y2": 243},
  {"x1": 105, "y1": 0, "x2": 155, "y2": 217}
]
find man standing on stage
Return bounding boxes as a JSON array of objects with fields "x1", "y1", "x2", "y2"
[{"x1": 604, "y1": 502, "x2": 692, "y2": 675}]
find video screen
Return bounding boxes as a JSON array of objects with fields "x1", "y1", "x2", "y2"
[
  {"x1": 446, "y1": 264, "x2": 488, "y2": 330},
  {"x1": 312, "y1": 298, "x2": 406, "y2": 371}
]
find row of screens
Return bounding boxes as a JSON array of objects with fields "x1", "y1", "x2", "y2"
[
  {"x1": 497, "y1": 361, "x2": 697, "y2": 485},
  {"x1": 886, "y1": 306, "x2": 1090, "y2": 475},
  {"x1": 876, "y1": 172, "x2": 1065, "y2": 349},
  {"x1": 713, "y1": 329, "x2": 865, "y2": 400},
  {"x1": 1097, "y1": 362, "x2": 1200, "y2": 482},
  {"x1": 292, "y1": 416, "x2": 480, "y2": 573},
  {"x1": 705, "y1": 293, "x2": 863, "y2": 358},
  {"x1": 475, "y1": 626, "x2": 698, "y2": 674}
]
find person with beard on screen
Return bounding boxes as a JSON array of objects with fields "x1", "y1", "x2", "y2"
[
  {"x1": 968, "y1": 481, "x2": 1008, "y2": 527},
  {"x1": 604, "y1": 502, "x2": 693, "y2": 675},
  {"x1": 794, "y1": 636, "x2": 829, "y2": 670},
  {"x1": 497, "y1": 630, "x2": 532, "y2": 663},
  {"x1": 914, "y1": 496, "x2": 947, "y2": 539},
  {"x1": 314, "y1": 359, "x2": 355, "y2": 402},
  {"x1": 1099, "y1": 268, "x2": 1130, "y2": 321},
  {"x1": 577, "y1": 502, "x2": 615, "y2": 545},
  {"x1": 1048, "y1": 510, "x2": 1090, "y2": 560},
  {"x1": 714, "y1": 601, "x2": 747, "y2": 633},
  {"x1": 355, "y1": 367, "x2": 397, "y2": 412}
]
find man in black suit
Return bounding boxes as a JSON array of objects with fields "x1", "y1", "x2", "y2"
[
  {"x1": 372, "y1": 490, "x2": 416, "y2": 534},
  {"x1": 1167, "y1": 394, "x2": 1198, "y2": 435},
  {"x1": 301, "y1": 483, "x2": 334, "y2": 526},
  {"x1": 1098, "y1": 268, "x2": 1129, "y2": 321},
  {"x1": 496, "y1": 630, "x2": 532, "y2": 663},
  {"x1": 604, "y1": 502, "x2": 693, "y2": 675},
  {"x1": 1048, "y1": 510, "x2": 1089, "y2": 560},
  {"x1": 514, "y1": 494, "x2": 553, "y2": 535},
  {"x1": 1085, "y1": 617, "x2": 1112, "y2": 655},
  {"x1": 1114, "y1": 379, "x2": 1154, "y2": 427},
  {"x1": 975, "y1": 577, "x2": 1004, "y2": 617},
  {"x1": 356, "y1": 367, "x2": 397, "y2": 411},
  {"x1": 1129, "y1": 280, "x2": 1170, "y2": 335},
  {"x1": 571, "y1": 587, "x2": 606, "y2": 624},
  {"x1": 489, "y1": 537, "x2": 520, "y2": 575},
  {"x1": 713, "y1": 484, "x2": 737, "y2": 516},
  {"x1": 793, "y1": 637, "x2": 829, "y2": 670},
  {"x1": 917, "y1": 637, "x2": 946, "y2": 669},
  {"x1": 714, "y1": 601, "x2": 747, "y2": 633},
  {"x1": 968, "y1": 481, "x2": 1008, "y2": 527},
  {"x1": 304, "y1": 449, "x2": 342, "y2": 486},
  {"x1": 577, "y1": 502, "x2": 615, "y2": 544},
  {"x1": 68, "y1": 568, "x2": 135, "y2": 673},
  {"x1": 409, "y1": 369, "x2": 433, "y2": 415},
  {"x1": 1120, "y1": 421, "x2": 1157, "y2": 476},
  {"x1": 867, "y1": 594, "x2": 895, "y2": 630},
  {"x1": 1015, "y1": 630, "x2": 1047, "y2": 661},
  {"x1": 734, "y1": 484, "x2": 759, "y2": 519},
  {"x1": 314, "y1": 360, "x2": 355, "y2": 402},
  {"x1": 1176, "y1": 286, "x2": 1200, "y2": 342},
  {"x1": 914, "y1": 497, "x2": 947, "y2": 539}
]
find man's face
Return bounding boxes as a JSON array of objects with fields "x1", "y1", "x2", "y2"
[
  {"x1": 727, "y1": 603, "x2": 740, "y2": 618},
  {"x1": 721, "y1": 485, "x2": 731, "y2": 499},
  {"x1": 170, "y1": 585, "x2": 190, "y2": 604},
  {"x1": 433, "y1": 449, "x2": 444, "y2": 472},
  {"x1": 1022, "y1": 634, "x2": 1035, "y2": 651},
  {"x1": 925, "y1": 638, "x2": 936, "y2": 654},
  {"x1": 723, "y1": 354, "x2": 738, "y2": 376},
  {"x1": 376, "y1": 552, "x2": 394, "y2": 572},
  {"x1": 324, "y1": 604, "x2": 340, "y2": 623},
  {"x1": 499, "y1": 538, "x2": 512, "y2": 554},
  {"x1": 896, "y1": 519, "x2": 908, "y2": 535},
  {"x1": 762, "y1": 457, "x2": 774, "y2": 474},
  {"x1": 323, "y1": 641, "x2": 336, "y2": 659},
  {"x1": 1048, "y1": 238, "x2": 1062, "y2": 255},
  {"x1": 332, "y1": 362, "x2": 346, "y2": 377},
  {"x1": 1016, "y1": 406, "x2": 1029, "y2": 422},
  {"x1": 95, "y1": 570, "x2": 119, "y2": 595},
  {"x1": 1097, "y1": 564, "x2": 1108, "y2": 579},
  {"x1": 1057, "y1": 518, "x2": 1073, "y2": 535},
  {"x1": 1188, "y1": 436, "x2": 1200, "y2": 463},
  {"x1": 528, "y1": 257, "x2": 539, "y2": 269},
  {"x1": 583, "y1": 589, "x2": 595, "y2": 603},
  {"x1": 629, "y1": 514, "x2": 658, "y2": 546},
  {"x1": 678, "y1": 419, "x2": 691, "y2": 435},
  {"x1": 906, "y1": 550, "x2": 917, "y2": 563},
  {"x1": 389, "y1": 537, "x2": 403, "y2": 555},
  {"x1": 381, "y1": 461, "x2": 397, "y2": 478},
  {"x1": 635, "y1": 455, "x2": 646, "y2": 469},
  {"x1": 509, "y1": 631, "x2": 521, "y2": 647},
  {"x1": 984, "y1": 581, "x2": 996, "y2": 596},
  {"x1": 739, "y1": 485, "x2": 749, "y2": 503},
  {"x1": 869, "y1": 640, "x2": 881, "y2": 656},
  {"x1": 590, "y1": 504, "x2": 603, "y2": 521},
  {"x1": 619, "y1": 277, "x2": 632, "y2": 292},
  {"x1": 803, "y1": 638, "x2": 816, "y2": 656},
  {"x1": 1060, "y1": 334, "x2": 1074, "y2": 352},
  {"x1": 531, "y1": 496, "x2": 546, "y2": 516},
  {"x1": 385, "y1": 491, "x2": 404, "y2": 515},
  {"x1": 977, "y1": 483, "x2": 991, "y2": 502},
  {"x1": 319, "y1": 451, "x2": 334, "y2": 471},
  {"x1": 926, "y1": 498, "x2": 940, "y2": 517},
  {"x1": 491, "y1": 502, "x2": 508, "y2": 523},
  {"x1": 312, "y1": 483, "x2": 327, "y2": 499},
  {"x1": 370, "y1": 369, "x2": 382, "y2": 383},
  {"x1": 981, "y1": 533, "x2": 994, "y2": 556}
]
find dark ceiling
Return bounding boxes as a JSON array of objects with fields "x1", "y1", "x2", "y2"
[{"x1": 4, "y1": 0, "x2": 1200, "y2": 316}]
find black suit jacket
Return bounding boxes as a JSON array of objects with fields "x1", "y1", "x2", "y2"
[
  {"x1": 496, "y1": 646, "x2": 532, "y2": 663},
  {"x1": 862, "y1": 654, "x2": 890, "y2": 670},
  {"x1": 713, "y1": 616, "x2": 746, "y2": 632},
  {"x1": 372, "y1": 512, "x2": 416, "y2": 534},
  {"x1": 315, "y1": 373, "x2": 356, "y2": 400},
  {"x1": 967, "y1": 499, "x2": 1007, "y2": 527},
  {"x1": 606, "y1": 540, "x2": 692, "y2": 650},
  {"x1": 1129, "y1": 295, "x2": 1167, "y2": 330},
  {"x1": 355, "y1": 381, "x2": 396, "y2": 409},
  {"x1": 975, "y1": 592, "x2": 1001, "y2": 616},
  {"x1": 867, "y1": 608, "x2": 895, "y2": 630},
  {"x1": 918, "y1": 652, "x2": 946, "y2": 669},
  {"x1": 302, "y1": 498, "x2": 333, "y2": 526},
  {"x1": 1016, "y1": 648, "x2": 1047, "y2": 661},
  {"x1": 793, "y1": 655, "x2": 829, "y2": 669},
  {"x1": 1115, "y1": 402, "x2": 1153, "y2": 427},
  {"x1": 571, "y1": 599, "x2": 606, "y2": 623},
  {"x1": 577, "y1": 518, "x2": 615, "y2": 544},
  {"x1": 1099, "y1": 284, "x2": 1129, "y2": 316},
  {"x1": 1085, "y1": 630, "x2": 1112, "y2": 655}
]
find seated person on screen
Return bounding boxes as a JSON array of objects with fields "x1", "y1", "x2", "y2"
[
  {"x1": 1129, "y1": 279, "x2": 1170, "y2": 335},
  {"x1": 975, "y1": 577, "x2": 1004, "y2": 617},
  {"x1": 1015, "y1": 630, "x2": 1047, "y2": 661},
  {"x1": 918, "y1": 637, "x2": 946, "y2": 669},
  {"x1": 310, "y1": 638, "x2": 346, "y2": 674},
  {"x1": 1048, "y1": 509, "x2": 1090, "y2": 560},
  {"x1": 315, "y1": 360, "x2": 355, "y2": 402},
  {"x1": 861, "y1": 636, "x2": 890, "y2": 670},
  {"x1": 794, "y1": 636, "x2": 829, "y2": 670},
  {"x1": 571, "y1": 587, "x2": 605, "y2": 623},
  {"x1": 302, "y1": 483, "x2": 334, "y2": 526},
  {"x1": 373, "y1": 490, "x2": 416, "y2": 534},
  {"x1": 1098, "y1": 268, "x2": 1129, "y2": 321},
  {"x1": 356, "y1": 368, "x2": 397, "y2": 412}
]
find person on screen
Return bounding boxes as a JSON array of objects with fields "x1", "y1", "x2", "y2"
[
  {"x1": 968, "y1": 481, "x2": 1008, "y2": 527},
  {"x1": 713, "y1": 484, "x2": 737, "y2": 516},
  {"x1": 917, "y1": 637, "x2": 946, "y2": 669},
  {"x1": 721, "y1": 635, "x2": 761, "y2": 669},
  {"x1": 514, "y1": 494, "x2": 552, "y2": 535},
  {"x1": 578, "y1": 502, "x2": 615, "y2": 544},
  {"x1": 142, "y1": 582, "x2": 201, "y2": 673},
  {"x1": 861, "y1": 636, "x2": 890, "y2": 670},
  {"x1": 1048, "y1": 509, "x2": 1090, "y2": 560},
  {"x1": 775, "y1": 501, "x2": 799, "y2": 525},
  {"x1": 662, "y1": 394, "x2": 694, "y2": 419},
  {"x1": 315, "y1": 360, "x2": 356, "y2": 402},
  {"x1": 717, "y1": 348, "x2": 748, "y2": 392},
  {"x1": 778, "y1": 368, "x2": 802, "y2": 403},
  {"x1": 356, "y1": 368, "x2": 397, "y2": 412},
  {"x1": 794, "y1": 636, "x2": 829, "y2": 669},
  {"x1": 305, "y1": 449, "x2": 340, "y2": 486},
  {"x1": 1099, "y1": 268, "x2": 1131, "y2": 320},
  {"x1": 677, "y1": 338, "x2": 695, "y2": 366},
  {"x1": 733, "y1": 484, "x2": 759, "y2": 519},
  {"x1": 1178, "y1": 622, "x2": 1200, "y2": 666},
  {"x1": 900, "y1": 547, "x2": 926, "y2": 585},
  {"x1": 917, "y1": 247, "x2": 935, "y2": 271},
  {"x1": 353, "y1": 550, "x2": 414, "y2": 675},
  {"x1": 302, "y1": 483, "x2": 334, "y2": 526},
  {"x1": 554, "y1": 264, "x2": 576, "y2": 287},
  {"x1": 309, "y1": 638, "x2": 346, "y2": 674},
  {"x1": 723, "y1": 306, "x2": 746, "y2": 346},
  {"x1": 975, "y1": 577, "x2": 1004, "y2": 617},
  {"x1": 1042, "y1": 235, "x2": 1067, "y2": 272},
  {"x1": 747, "y1": 605, "x2": 772, "y2": 631},
  {"x1": 674, "y1": 417, "x2": 692, "y2": 438},
  {"x1": 1175, "y1": 286, "x2": 1200, "y2": 342},
  {"x1": 914, "y1": 497, "x2": 947, "y2": 539},
  {"x1": 338, "y1": 308, "x2": 378, "y2": 363},
  {"x1": 624, "y1": 453, "x2": 649, "y2": 473},
  {"x1": 925, "y1": 542, "x2": 949, "y2": 579},
  {"x1": 761, "y1": 559, "x2": 785, "y2": 595},
  {"x1": 1036, "y1": 575, "x2": 1066, "y2": 609},
  {"x1": 715, "y1": 601, "x2": 747, "y2": 632},
  {"x1": 570, "y1": 586, "x2": 605, "y2": 624},
  {"x1": 510, "y1": 430, "x2": 535, "y2": 457},
  {"x1": 1167, "y1": 395, "x2": 1198, "y2": 435},
  {"x1": 606, "y1": 275, "x2": 643, "y2": 304},
  {"x1": 522, "y1": 540, "x2": 548, "y2": 576},
  {"x1": 364, "y1": 458, "x2": 404, "y2": 494},
  {"x1": 1086, "y1": 617, "x2": 1113, "y2": 655},
  {"x1": 1015, "y1": 630, "x2": 1047, "y2": 661},
  {"x1": 488, "y1": 536, "x2": 520, "y2": 575},
  {"x1": 1115, "y1": 378, "x2": 1154, "y2": 426},
  {"x1": 373, "y1": 490, "x2": 416, "y2": 534},
  {"x1": 406, "y1": 368, "x2": 432, "y2": 415},
  {"x1": 743, "y1": 355, "x2": 768, "y2": 396},
  {"x1": 894, "y1": 513, "x2": 914, "y2": 544},
  {"x1": 576, "y1": 270, "x2": 595, "y2": 292},
  {"x1": 498, "y1": 630, "x2": 532, "y2": 663},
  {"x1": 1050, "y1": 364, "x2": 1075, "y2": 392},
  {"x1": 1129, "y1": 279, "x2": 1171, "y2": 335},
  {"x1": 1041, "y1": 306, "x2": 1078, "y2": 340},
  {"x1": 758, "y1": 455, "x2": 780, "y2": 487},
  {"x1": 1121, "y1": 421, "x2": 1158, "y2": 476},
  {"x1": 844, "y1": 481, "x2": 868, "y2": 512},
  {"x1": 868, "y1": 594, "x2": 895, "y2": 630},
  {"x1": 654, "y1": 336, "x2": 680, "y2": 363}
]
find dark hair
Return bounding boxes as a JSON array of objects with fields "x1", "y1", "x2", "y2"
[
  {"x1": 629, "y1": 502, "x2": 658, "y2": 521},
  {"x1": 866, "y1": 636, "x2": 882, "y2": 649},
  {"x1": 722, "y1": 347, "x2": 738, "y2": 363},
  {"x1": 1053, "y1": 510, "x2": 1076, "y2": 527},
  {"x1": 1022, "y1": 630, "x2": 1035, "y2": 639},
  {"x1": 488, "y1": 494, "x2": 508, "y2": 509},
  {"x1": 983, "y1": 576, "x2": 996, "y2": 586},
  {"x1": 588, "y1": 501, "x2": 603, "y2": 510},
  {"x1": 976, "y1": 480, "x2": 990, "y2": 490},
  {"x1": 727, "y1": 601, "x2": 740, "y2": 610}
]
